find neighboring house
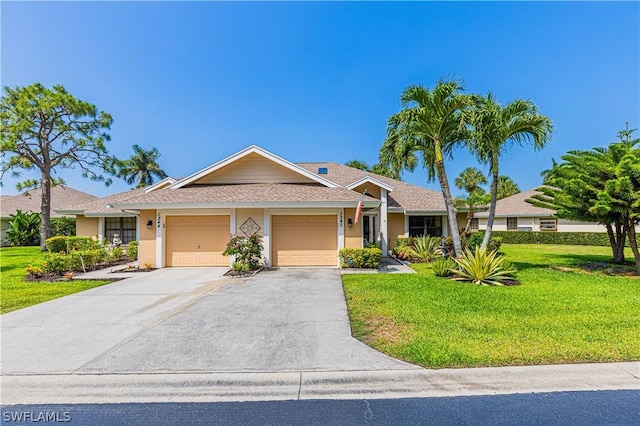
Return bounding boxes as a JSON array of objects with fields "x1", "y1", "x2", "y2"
[
  {"x1": 56, "y1": 177, "x2": 177, "y2": 246},
  {"x1": 59, "y1": 145, "x2": 449, "y2": 268},
  {"x1": 473, "y1": 189, "x2": 606, "y2": 233},
  {"x1": 0, "y1": 186, "x2": 97, "y2": 246}
]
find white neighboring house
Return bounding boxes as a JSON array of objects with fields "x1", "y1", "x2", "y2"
[{"x1": 473, "y1": 189, "x2": 607, "y2": 233}]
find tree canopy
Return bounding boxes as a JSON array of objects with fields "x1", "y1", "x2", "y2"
[
  {"x1": 467, "y1": 93, "x2": 553, "y2": 249},
  {"x1": 380, "y1": 79, "x2": 474, "y2": 256},
  {"x1": 116, "y1": 144, "x2": 168, "y2": 188},
  {"x1": 528, "y1": 125, "x2": 640, "y2": 268},
  {"x1": 0, "y1": 83, "x2": 115, "y2": 249}
]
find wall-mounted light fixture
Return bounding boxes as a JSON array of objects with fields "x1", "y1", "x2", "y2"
[
  {"x1": 146, "y1": 220, "x2": 153, "y2": 230},
  {"x1": 347, "y1": 218, "x2": 353, "y2": 228}
]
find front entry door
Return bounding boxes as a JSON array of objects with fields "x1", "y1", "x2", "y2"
[{"x1": 362, "y1": 214, "x2": 378, "y2": 247}]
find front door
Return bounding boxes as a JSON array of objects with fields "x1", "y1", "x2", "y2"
[{"x1": 362, "y1": 214, "x2": 378, "y2": 247}]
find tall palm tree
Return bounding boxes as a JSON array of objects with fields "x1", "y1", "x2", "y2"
[
  {"x1": 454, "y1": 167, "x2": 488, "y2": 234},
  {"x1": 380, "y1": 79, "x2": 474, "y2": 256},
  {"x1": 117, "y1": 145, "x2": 168, "y2": 188},
  {"x1": 468, "y1": 93, "x2": 553, "y2": 249},
  {"x1": 345, "y1": 159, "x2": 369, "y2": 170},
  {"x1": 497, "y1": 175, "x2": 521, "y2": 199}
]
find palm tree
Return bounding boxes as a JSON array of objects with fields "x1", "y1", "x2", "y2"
[
  {"x1": 468, "y1": 93, "x2": 553, "y2": 249},
  {"x1": 497, "y1": 175, "x2": 520, "y2": 199},
  {"x1": 117, "y1": 145, "x2": 168, "y2": 188},
  {"x1": 345, "y1": 159, "x2": 369, "y2": 170},
  {"x1": 454, "y1": 167, "x2": 489, "y2": 234},
  {"x1": 380, "y1": 79, "x2": 474, "y2": 256}
]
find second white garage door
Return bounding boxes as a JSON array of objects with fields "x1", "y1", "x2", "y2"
[
  {"x1": 272, "y1": 215, "x2": 338, "y2": 266},
  {"x1": 165, "y1": 215, "x2": 230, "y2": 266}
]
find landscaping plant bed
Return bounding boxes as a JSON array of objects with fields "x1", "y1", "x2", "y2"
[
  {"x1": 111, "y1": 266, "x2": 158, "y2": 273},
  {"x1": 223, "y1": 267, "x2": 263, "y2": 278}
]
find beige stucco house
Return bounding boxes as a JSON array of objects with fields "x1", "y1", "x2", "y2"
[
  {"x1": 59, "y1": 145, "x2": 450, "y2": 268},
  {"x1": 473, "y1": 189, "x2": 607, "y2": 233},
  {"x1": 1, "y1": 186, "x2": 97, "y2": 246}
]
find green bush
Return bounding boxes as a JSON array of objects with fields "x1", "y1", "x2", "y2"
[
  {"x1": 67, "y1": 236, "x2": 99, "y2": 251},
  {"x1": 450, "y1": 247, "x2": 517, "y2": 286},
  {"x1": 223, "y1": 233, "x2": 263, "y2": 270},
  {"x1": 46, "y1": 236, "x2": 68, "y2": 253},
  {"x1": 42, "y1": 252, "x2": 72, "y2": 275},
  {"x1": 476, "y1": 230, "x2": 621, "y2": 246},
  {"x1": 339, "y1": 247, "x2": 382, "y2": 269},
  {"x1": 108, "y1": 246, "x2": 124, "y2": 263},
  {"x1": 408, "y1": 236, "x2": 442, "y2": 262},
  {"x1": 432, "y1": 257, "x2": 457, "y2": 277},
  {"x1": 69, "y1": 248, "x2": 108, "y2": 271},
  {"x1": 7, "y1": 210, "x2": 41, "y2": 246},
  {"x1": 126, "y1": 241, "x2": 139, "y2": 261},
  {"x1": 50, "y1": 217, "x2": 76, "y2": 237}
]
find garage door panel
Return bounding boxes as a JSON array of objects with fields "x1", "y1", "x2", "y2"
[
  {"x1": 272, "y1": 215, "x2": 337, "y2": 266},
  {"x1": 165, "y1": 215, "x2": 229, "y2": 267}
]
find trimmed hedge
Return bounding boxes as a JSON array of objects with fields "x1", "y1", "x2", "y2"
[
  {"x1": 474, "y1": 230, "x2": 623, "y2": 246},
  {"x1": 339, "y1": 248, "x2": 382, "y2": 269},
  {"x1": 45, "y1": 236, "x2": 100, "y2": 253}
]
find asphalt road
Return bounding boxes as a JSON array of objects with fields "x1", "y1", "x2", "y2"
[{"x1": 2, "y1": 390, "x2": 638, "y2": 425}]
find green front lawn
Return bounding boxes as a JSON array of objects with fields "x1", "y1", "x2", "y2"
[
  {"x1": 0, "y1": 247, "x2": 111, "y2": 314},
  {"x1": 343, "y1": 244, "x2": 640, "y2": 368}
]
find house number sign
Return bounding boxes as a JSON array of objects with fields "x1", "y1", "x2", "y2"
[{"x1": 157, "y1": 213, "x2": 161, "y2": 228}]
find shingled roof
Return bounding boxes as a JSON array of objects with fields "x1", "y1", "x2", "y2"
[
  {"x1": 297, "y1": 163, "x2": 446, "y2": 212},
  {"x1": 56, "y1": 187, "x2": 148, "y2": 216},
  {"x1": 475, "y1": 189, "x2": 555, "y2": 218},
  {"x1": 1, "y1": 186, "x2": 97, "y2": 218}
]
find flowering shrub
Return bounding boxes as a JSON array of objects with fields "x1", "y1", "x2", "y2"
[{"x1": 222, "y1": 233, "x2": 263, "y2": 270}]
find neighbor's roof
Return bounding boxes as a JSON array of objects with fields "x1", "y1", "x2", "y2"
[
  {"x1": 56, "y1": 187, "x2": 148, "y2": 216},
  {"x1": 1, "y1": 186, "x2": 97, "y2": 218},
  {"x1": 475, "y1": 189, "x2": 555, "y2": 218},
  {"x1": 297, "y1": 163, "x2": 447, "y2": 212},
  {"x1": 113, "y1": 183, "x2": 376, "y2": 208}
]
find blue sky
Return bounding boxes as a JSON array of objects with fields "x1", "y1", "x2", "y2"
[{"x1": 2, "y1": 1, "x2": 638, "y2": 197}]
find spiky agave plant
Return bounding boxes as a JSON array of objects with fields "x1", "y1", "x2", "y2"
[
  {"x1": 450, "y1": 246, "x2": 517, "y2": 286},
  {"x1": 408, "y1": 236, "x2": 442, "y2": 262}
]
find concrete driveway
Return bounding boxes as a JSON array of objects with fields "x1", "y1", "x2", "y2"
[{"x1": 1, "y1": 268, "x2": 413, "y2": 375}]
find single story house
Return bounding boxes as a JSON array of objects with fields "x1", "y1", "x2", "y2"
[
  {"x1": 59, "y1": 145, "x2": 450, "y2": 268},
  {"x1": 472, "y1": 189, "x2": 606, "y2": 233},
  {"x1": 1, "y1": 185, "x2": 97, "y2": 246}
]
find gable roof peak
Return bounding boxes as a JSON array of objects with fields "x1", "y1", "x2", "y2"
[{"x1": 169, "y1": 145, "x2": 340, "y2": 189}]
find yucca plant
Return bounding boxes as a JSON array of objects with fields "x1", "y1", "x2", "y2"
[
  {"x1": 450, "y1": 246, "x2": 517, "y2": 286},
  {"x1": 408, "y1": 236, "x2": 442, "y2": 262}
]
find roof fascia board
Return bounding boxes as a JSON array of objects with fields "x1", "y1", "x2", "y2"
[
  {"x1": 346, "y1": 176, "x2": 394, "y2": 192},
  {"x1": 144, "y1": 177, "x2": 177, "y2": 193},
  {"x1": 169, "y1": 145, "x2": 340, "y2": 189}
]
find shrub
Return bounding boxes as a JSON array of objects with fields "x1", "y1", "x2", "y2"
[
  {"x1": 108, "y1": 246, "x2": 124, "y2": 263},
  {"x1": 69, "y1": 248, "x2": 108, "y2": 271},
  {"x1": 50, "y1": 217, "x2": 76, "y2": 237},
  {"x1": 67, "y1": 236, "x2": 98, "y2": 251},
  {"x1": 476, "y1": 230, "x2": 625, "y2": 247},
  {"x1": 339, "y1": 248, "x2": 382, "y2": 269},
  {"x1": 466, "y1": 233, "x2": 502, "y2": 252},
  {"x1": 7, "y1": 210, "x2": 41, "y2": 246},
  {"x1": 232, "y1": 260, "x2": 250, "y2": 272},
  {"x1": 223, "y1": 233, "x2": 263, "y2": 270},
  {"x1": 46, "y1": 236, "x2": 68, "y2": 253},
  {"x1": 408, "y1": 236, "x2": 442, "y2": 262},
  {"x1": 126, "y1": 241, "x2": 139, "y2": 261},
  {"x1": 42, "y1": 252, "x2": 72, "y2": 275},
  {"x1": 432, "y1": 257, "x2": 457, "y2": 277},
  {"x1": 450, "y1": 247, "x2": 517, "y2": 286}
]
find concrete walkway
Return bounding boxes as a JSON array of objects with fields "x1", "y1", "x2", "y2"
[{"x1": 340, "y1": 256, "x2": 415, "y2": 274}]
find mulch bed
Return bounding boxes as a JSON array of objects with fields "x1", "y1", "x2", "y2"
[
  {"x1": 223, "y1": 267, "x2": 263, "y2": 278},
  {"x1": 111, "y1": 267, "x2": 158, "y2": 273},
  {"x1": 578, "y1": 261, "x2": 638, "y2": 277},
  {"x1": 25, "y1": 273, "x2": 123, "y2": 283}
]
